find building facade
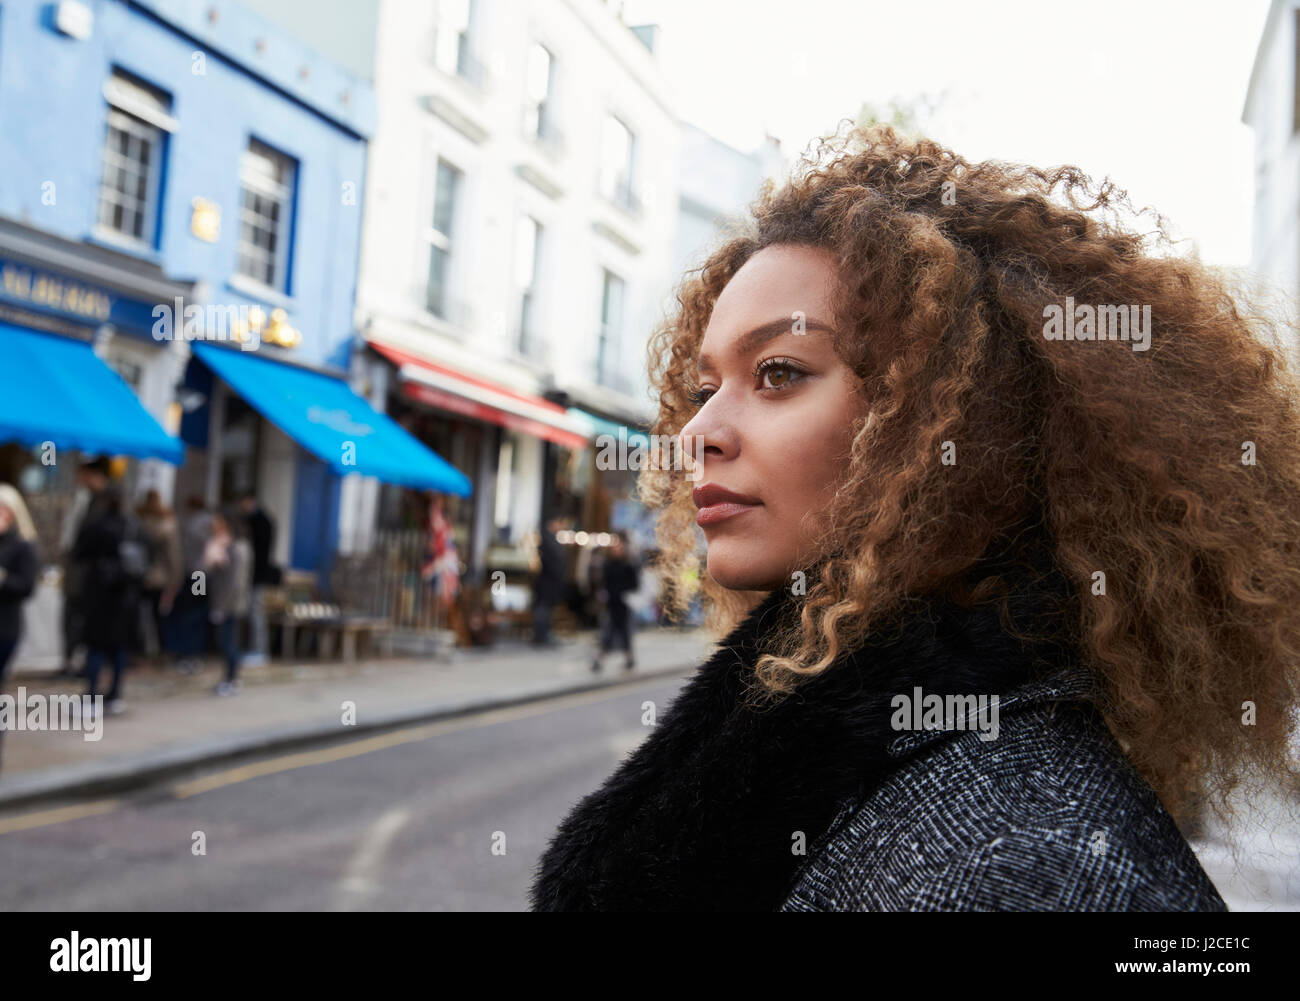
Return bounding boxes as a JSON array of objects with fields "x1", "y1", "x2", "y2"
[
  {"x1": 1243, "y1": 0, "x2": 1300, "y2": 365},
  {"x1": 0, "y1": 0, "x2": 468, "y2": 667},
  {"x1": 244, "y1": 0, "x2": 682, "y2": 595}
]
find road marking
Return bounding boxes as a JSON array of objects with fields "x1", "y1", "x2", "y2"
[
  {"x1": 331, "y1": 805, "x2": 412, "y2": 909},
  {"x1": 0, "y1": 671, "x2": 689, "y2": 830},
  {"x1": 0, "y1": 798, "x2": 121, "y2": 836}
]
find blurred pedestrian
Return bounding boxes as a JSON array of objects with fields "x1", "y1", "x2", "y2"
[
  {"x1": 0, "y1": 484, "x2": 39, "y2": 770},
  {"x1": 238, "y1": 492, "x2": 277, "y2": 666},
  {"x1": 56, "y1": 456, "x2": 111, "y2": 677},
  {"x1": 591, "y1": 532, "x2": 640, "y2": 673},
  {"x1": 75, "y1": 485, "x2": 146, "y2": 715},
  {"x1": 422, "y1": 493, "x2": 460, "y2": 621},
  {"x1": 531, "y1": 514, "x2": 566, "y2": 647},
  {"x1": 169, "y1": 495, "x2": 212, "y2": 675},
  {"x1": 574, "y1": 539, "x2": 601, "y2": 628},
  {"x1": 204, "y1": 509, "x2": 251, "y2": 696},
  {"x1": 135, "y1": 488, "x2": 180, "y2": 661}
]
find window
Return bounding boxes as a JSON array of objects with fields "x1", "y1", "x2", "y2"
[
  {"x1": 426, "y1": 158, "x2": 463, "y2": 319},
  {"x1": 597, "y1": 268, "x2": 625, "y2": 386},
  {"x1": 514, "y1": 215, "x2": 542, "y2": 356},
  {"x1": 96, "y1": 71, "x2": 172, "y2": 245},
  {"x1": 237, "y1": 139, "x2": 296, "y2": 291},
  {"x1": 435, "y1": 0, "x2": 482, "y2": 86},
  {"x1": 599, "y1": 114, "x2": 637, "y2": 213},
  {"x1": 524, "y1": 43, "x2": 556, "y2": 145}
]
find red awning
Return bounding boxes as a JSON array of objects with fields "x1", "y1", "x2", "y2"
[{"x1": 370, "y1": 341, "x2": 590, "y2": 450}]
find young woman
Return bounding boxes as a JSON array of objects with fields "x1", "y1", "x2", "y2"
[{"x1": 530, "y1": 126, "x2": 1300, "y2": 911}]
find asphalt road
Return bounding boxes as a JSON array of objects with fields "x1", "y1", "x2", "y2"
[{"x1": 0, "y1": 673, "x2": 691, "y2": 911}]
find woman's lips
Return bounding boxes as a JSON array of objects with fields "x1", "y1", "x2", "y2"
[{"x1": 696, "y1": 501, "x2": 761, "y2": 527}]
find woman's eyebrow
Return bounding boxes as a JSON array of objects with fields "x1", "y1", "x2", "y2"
[{"x1": 697, "y1": 316, "x2": 834, "y2": 374}]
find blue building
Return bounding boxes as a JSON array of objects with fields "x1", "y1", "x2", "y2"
[{"x1": 0, "y1": 0, "x2": 468, "y2": 667}]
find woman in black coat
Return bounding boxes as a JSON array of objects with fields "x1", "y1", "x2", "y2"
[
  {"x1": 530, "y1": 127, "x2": 1300, "y2": 911},
  {"x1": 73, "y1": 486, "x2": 140, "y2": 711}
]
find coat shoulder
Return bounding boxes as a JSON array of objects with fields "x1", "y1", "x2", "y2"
[{"x1": 782, "y1": 700, "x2": 1228, "y2": 911}]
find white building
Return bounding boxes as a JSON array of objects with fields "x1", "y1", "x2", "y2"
[
  {"x1": 673, "y1": 122, "x2": 787, "y2": 288},
  {"x1": 1243, "y1": 0, "x2": 1300, "y2": 362},
  {"x1": 248, "y1": 0, "x2": 682, "y2": 582}
]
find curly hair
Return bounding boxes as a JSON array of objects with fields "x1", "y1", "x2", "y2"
[{"x1": 641, "y1": 122, "x2": 1300, "y2": 825}]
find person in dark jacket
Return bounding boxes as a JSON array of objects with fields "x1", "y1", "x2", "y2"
[
  {"x1": 0, "y1": 484, "x2": 39, "y2": 768},
  {"x1": 590, "y1": 532, "x2": 640, "y2": 672},
  {"x1": 74, "y1": 486, "x2": 141, "y2": 714},
  {"x1": 530, "y1": 514, "x2": 566, "y2": 647},
  {"x1": 530, "y1": 128, "x2": 1300, "y2": 910},
  {"x1": 55, "y1": 455, "x2": 111, "y2": 677},
  {"x1": 168, "y1": 495, "x2": 212, "y2": 675},
  {"x1": 238, "y1": 492, "x2": 276, "y2": 666}
]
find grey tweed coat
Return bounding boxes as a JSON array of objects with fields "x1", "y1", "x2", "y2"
[{"x1": 529, "y1": 552, "x2": 1227, "y2": 912}]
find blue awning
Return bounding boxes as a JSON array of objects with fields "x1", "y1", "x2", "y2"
[
  {"x1": 191, "y1": 343, "x2": 471, "y2": 495},
  {"x1": 0, "y1": 322, "x2": 184, "y2": 463}
]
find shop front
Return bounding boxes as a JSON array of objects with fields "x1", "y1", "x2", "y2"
[
  {"x1": 558, "y1": 403, "x2": 661, "y2": 626},
  {"x1": 366, "y1": 340, "x2": 591, "y2": 583},
  {"x1": 0, "y1": 221, "x2": 191, "y2": 670},
  {"x1": 179, "y1": 341, "x2": 471, "y2": 586}
]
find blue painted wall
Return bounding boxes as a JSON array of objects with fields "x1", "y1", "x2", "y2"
[
  {"x1": 0, "y1": 0, "x2": 373, "y2": 372},
  {"x1": 291, "y1": 451, "x2": 341, "y2": 583},
  {"x1": 0, "y1": 0, "x2": 375, "y2": 572}
]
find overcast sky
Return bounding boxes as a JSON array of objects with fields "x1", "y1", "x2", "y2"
[{"x1": 628, "y1": 0, "x2": 1271, "y2": 269}]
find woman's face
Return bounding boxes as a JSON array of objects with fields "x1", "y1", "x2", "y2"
[
  {"x1": 680, "y1": 244, "x2": 866, "y2": 593},
  {"x1": 0, "y1": 504, "x2": 12, "y2": 534}
]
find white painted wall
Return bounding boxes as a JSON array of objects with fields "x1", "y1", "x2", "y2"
[
  {"x1": 354, "y1": 0, "x2": 681, "y2": 418},
  {"x1": 1244, "y1": 0, "x2": 1300, "y2": 363}
]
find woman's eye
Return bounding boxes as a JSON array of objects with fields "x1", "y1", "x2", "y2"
[
  {"x1": 687, "y1": 362, "x2": 802, "y2": 406},
  {"x1": 758, "y1": 362, "x2": 803, "y2": 391}
]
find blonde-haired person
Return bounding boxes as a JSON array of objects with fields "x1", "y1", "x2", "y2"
[
  {"x1": 530, "y1": 126, "x2": 1300, "y2": 912},
  {"x1": 0, "y1": 484, "x2": 39, "y2": 769}
]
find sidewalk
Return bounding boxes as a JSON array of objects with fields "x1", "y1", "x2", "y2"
[{"x1": 0, "y1": 627, "x2": 715, "y2": 811}]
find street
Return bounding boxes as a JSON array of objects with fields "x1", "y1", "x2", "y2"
[{"x1": 0, "y1": 675, "x2": 685, "y2": 911}]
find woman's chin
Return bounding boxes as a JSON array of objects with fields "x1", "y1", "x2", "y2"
[{"x1": 706, "y1": 550, "x2": 782, "y2": 593}]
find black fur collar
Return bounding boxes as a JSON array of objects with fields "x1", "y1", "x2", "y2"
[{"x1": 529, "y1": 549, "x2": 1085, "y2": 911}]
